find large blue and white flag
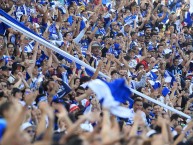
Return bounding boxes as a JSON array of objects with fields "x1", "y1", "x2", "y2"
[{"x1": 88, "y1": 78, "x2": 133, "y2": 118}]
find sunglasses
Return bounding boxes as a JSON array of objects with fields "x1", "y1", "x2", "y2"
[{"x1": 27, "y1": 130, "x2": 35, "y2": 134}]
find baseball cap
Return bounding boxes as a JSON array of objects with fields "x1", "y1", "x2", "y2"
[
  {"x1": 69, "y1": 104, "x2": 80, "y2": 113},
  {"x1": 92, "y1": 43, "x2": 100, "y2": 47},
  {"x1": 91, "y1": 43, "x2": 102, "y2": 50},
  {"x1": 12, "y1": 62, "x2": 25, "y2": 73},
  {"x1": 0, "y1": 66, "x2": 11, "y2": 71},
  {"x1": 145, "y1": 25, "x2": 152, "y2": 29},
  {"x1": 20, "y1": 122, "x2": 36, "y2": 131}
]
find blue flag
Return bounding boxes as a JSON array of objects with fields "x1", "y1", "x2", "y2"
[
  {"x1": 162, "y1": 87, "x2": 170, "y2": 97},
  {"x1": 150, "y1": 71, "x2": 158, "y2": 81},
  {"x1": 148, "y1": 80, "x2": 161, "y2": 90},
  {"x1": 102, "y1": 78, "x2": 132, "y2": 103},
  {"x1": 152, "y1": 81, "x2": 161, "y2": 90}
]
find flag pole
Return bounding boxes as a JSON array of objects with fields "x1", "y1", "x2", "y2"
[
  {"x1": 130, "y1": 88, "x2": 191, "y2": 119},
  {"x1": 0, "y1": 15, "x2": 190, "y2": 119},
  {"x1": 0, "y1": 16, "x2": 110, "y2": 79}
]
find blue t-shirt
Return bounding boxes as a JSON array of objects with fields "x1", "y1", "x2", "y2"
[{"x1": 184, "y1": 12, "x2": 193, "y2": 27}]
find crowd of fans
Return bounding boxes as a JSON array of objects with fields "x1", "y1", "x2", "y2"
[{"x1": 0, "y1": 0, "x2": 193, "y2": 145}]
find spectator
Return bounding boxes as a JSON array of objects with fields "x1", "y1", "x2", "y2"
[{"x1": 0, "y1": 0, "x2": 193, "y2": 145}]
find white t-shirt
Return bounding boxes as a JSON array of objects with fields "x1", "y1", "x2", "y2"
[{"x1": 126, "y1": 108, "x2": 147, "y2": 125}]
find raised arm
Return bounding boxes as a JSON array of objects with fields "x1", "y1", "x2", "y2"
[
  {"x1": 173, "y1": 122, "x2": 193, "y2": 145},
  {"x1": 27, "y1": 42, "x2": 39, "y2": 77},
  {"x1": 73, "y1": 22, "x2": 90, "y2": 45},
  {"x1": 36, "y1": 102, "x2": 47, "y2": 137},
  {"x1": 91, "y1": 60, "x2": 103, "y2": 80}
]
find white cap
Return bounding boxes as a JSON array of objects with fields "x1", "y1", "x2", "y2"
[
  {"x1": 69, "y1": 104, "x2": 80, "y2": 113},
  {"x1": 20, "y1": 122, "x2": 35, "y2": 131},
  {"x1": 146, "y1": 130, "x2": 156, "y2": 137}
]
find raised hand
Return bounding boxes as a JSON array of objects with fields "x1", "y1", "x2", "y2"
[
  {"x1": 97, "y1": 60, "x2": 103, "y2": 68},
  {"x1": 52, "y1": 103, "x2": 68, "y2": 119},
  {"x1": 24, "y1": 90, "x2": 38, "y2": 106}
]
